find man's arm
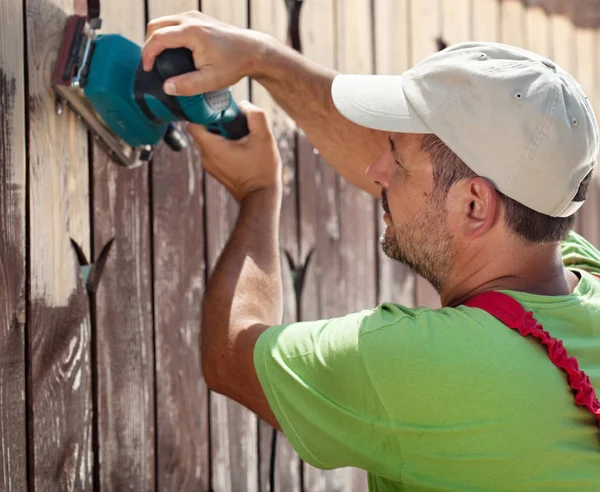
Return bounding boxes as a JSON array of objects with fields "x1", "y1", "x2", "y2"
[
  {"x1": 142, "y1": 11, "x2": 386, "y2": 197},
  {"x1": 253, "y1": 40, "x2": 384, "y2": 197},
  {"x1": 200, "y1": 187, "x2": 282, "y2": 430},
  {"x1": 187, "y1": 103, "x2": 284, "y2": 429}
]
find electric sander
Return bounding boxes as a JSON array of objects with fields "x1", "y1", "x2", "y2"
[{"x1": 53, "y1": 15, "x2": 249, "y2": 168}]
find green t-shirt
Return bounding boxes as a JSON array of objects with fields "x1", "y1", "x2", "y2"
[{"x1": 254, "y1": 231, "x2": 600, "y2": 491}]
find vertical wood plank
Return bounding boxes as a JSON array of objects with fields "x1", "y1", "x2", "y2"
[
  {"x1": 550, "y1": 15, "x2": 575, "y2": 74},
  {"x1": 92, "y1": 3, "x2": 155, "y2": 490},
  {"x1": 333, "y1": 0, "x2": 375, "y2": 490},
  {"x1": 250, "y1": 2, "x2": 302, "y2": 491},
  {"x1": 500, "y1": 0, "x2": 526, "y2": 47},
  {"x1": 26, "y1": 0, "x2": 94, "y2": 489},
  {"x1": 411, "y1": 0, "x2": 441, "y2": 62},
  {"x1": 0, "y1": 0, "x2": 27, "y2": 490},
  {"x1": 472, "y1": 0, "x2": 500, "y2": 42},
  {"x1": 201, "y1": 4, "x2": 258, "y2": 492},
  {"x1": 442, "y1": 0, "x2": 471, "y2": 45},
  {"x1": 373, "y1": 0, "x2": 415, "y2": 306},
  {"x1": 411, "y1": 0, "x2": 442, "y2": 308},
  {"x1": 145, "y1": 0, "x2": 209, "y2": 490},
  {"x1": 524, "y1": 5, "x2": 550, "y2": 57},
  {"x1": 573, "y1": 28, "x2": 600, "y2": 246}
]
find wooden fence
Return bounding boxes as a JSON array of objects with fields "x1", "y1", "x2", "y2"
[{"x1": 1, "y1": 0, "x2": 599, "y2": 490}]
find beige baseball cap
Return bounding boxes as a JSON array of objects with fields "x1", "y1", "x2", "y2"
[{"x1": 332, "y1": 42, "x2": 599, "y2": 217}]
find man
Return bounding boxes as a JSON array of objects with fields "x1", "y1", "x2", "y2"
[{"x1": 142, "y1": 11, "x2": 600, "y2": 491}]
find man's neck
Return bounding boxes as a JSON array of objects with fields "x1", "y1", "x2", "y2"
[{"x1": 440, "y1": 242, "x2": 579, "y2": 308}]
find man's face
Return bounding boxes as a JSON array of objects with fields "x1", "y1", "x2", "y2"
[{"x1": 367, "y1": 133, "x2": 456, "y2": 293}]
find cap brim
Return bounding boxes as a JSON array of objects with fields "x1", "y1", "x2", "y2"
[{"x1": 331, "y1": 74, "x2": 430, "y2": 133}]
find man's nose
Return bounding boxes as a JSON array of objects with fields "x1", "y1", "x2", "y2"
[{"x1": 365, "y1": 151, "x2": 392, "y2": 188}]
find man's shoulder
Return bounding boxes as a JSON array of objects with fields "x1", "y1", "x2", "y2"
[{"x1": 358, "y1": 302, "x2": 493, "y2": 339}]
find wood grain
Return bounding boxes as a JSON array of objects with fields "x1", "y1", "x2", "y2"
[
  {"x1": 91, "y1": 2, "x2": 155, "y2": 490},
  {"x1": 0, "y1": 0, "x2": 27, "y2": 490},
  {"x1": 25, "y1": 0, "x2": 93, "y2": 489},
  {"x1": 145, "y1": 1, "x2": 210, "y2": 490}
]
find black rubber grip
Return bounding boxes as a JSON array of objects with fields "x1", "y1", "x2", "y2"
[
  {"x1": 155, "y1": 48, "x2": 196, "y2": 78},
  {"x1": 222, "y1": 111, "x2": 250, "y2": 140}
]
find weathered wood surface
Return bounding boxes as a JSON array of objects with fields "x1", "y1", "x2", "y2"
[
  {"x1": 92, "y1": 2, "x2": 155, "y2": 490},
  {"x1": 145, "y1": 1, "x2": 210, "y2": 490},
  {"x1": 0, "y1": 1, "x2": 27, "y2": 490},
  {"x1": 26, "y1": 0, "x2": 94, "y2": 488}
]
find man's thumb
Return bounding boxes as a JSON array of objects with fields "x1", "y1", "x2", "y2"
[{"x1": 238, "y1": 101, "x2": 270, "y2": 136}]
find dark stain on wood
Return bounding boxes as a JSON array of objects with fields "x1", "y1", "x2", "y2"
[{"x1": 28, "y1": 274, "x2": 93, "y2": 490}]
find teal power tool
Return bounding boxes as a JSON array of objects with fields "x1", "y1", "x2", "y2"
[{"x1": 52, "y1": 15, "x2": 249, "y2": 168}]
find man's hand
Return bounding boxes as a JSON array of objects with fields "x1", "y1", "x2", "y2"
[
  {"x1": 188, "y1": 101, "x2": 282, "y2": 203},
  {"x1": 142, "y1": 11, "x2": 270, "y2": 97}
]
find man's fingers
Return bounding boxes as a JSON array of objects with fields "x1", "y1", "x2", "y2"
[
  {"x1": 146, "y1": 16, "x2": 180, "y2": 39},
  {"x1": 188, "y1": 123, "x2": 226, "y2": 151},
  {"x1": 142, "y1": 26, "x2": 195, "y2": 71},
  {"x1": 163, "y1": 69, "x2": 220, "y2": 97}
]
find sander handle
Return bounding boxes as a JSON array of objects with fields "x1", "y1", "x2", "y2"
[{"x1": 154, "y1": 48, "x2": 249, "y2": 140}]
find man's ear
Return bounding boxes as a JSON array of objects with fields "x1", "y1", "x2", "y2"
[{"x1": 456, "y1": 177, "x2": 499, "y2": 238}]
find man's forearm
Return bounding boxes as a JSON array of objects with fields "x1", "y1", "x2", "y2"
[
  {"x1": 201, "y1": 187, "x2": 283, "y2": 385},
  {"x1": 253, "y1": 37, "x2": 385, "y2": 198}
]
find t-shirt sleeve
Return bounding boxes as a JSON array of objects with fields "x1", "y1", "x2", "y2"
[
  {"x1": 253, "y1": 310, "x2": 386, "y2": 470},
  {"x1": 561, "y1": 230, "x2": 600, "y2": 275}
]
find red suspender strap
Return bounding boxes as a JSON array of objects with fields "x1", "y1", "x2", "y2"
[{"x1": 464, "y1": 290, "x2": 600, "y2": 427}]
